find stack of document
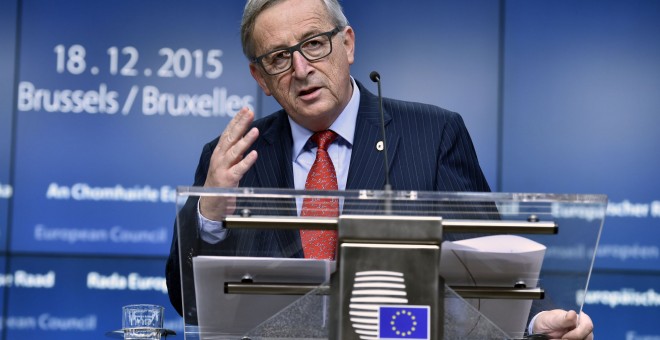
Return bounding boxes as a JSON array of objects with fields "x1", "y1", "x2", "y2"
[{"x1": 440, "y1": 235, "x2": 546, "y2": 337}]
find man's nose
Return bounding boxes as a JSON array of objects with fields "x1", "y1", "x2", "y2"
[{"x1": 291, "y1": 51, "x2": 311, "y2": 77}]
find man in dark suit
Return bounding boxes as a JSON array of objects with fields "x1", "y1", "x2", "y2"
[{"x1": 166, "y1": 0, "x2": 594, "y2": 338}]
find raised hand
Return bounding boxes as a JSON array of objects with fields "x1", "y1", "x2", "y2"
[{"x1": 199, "y1": 107, "x2": 259, "y2": 221}]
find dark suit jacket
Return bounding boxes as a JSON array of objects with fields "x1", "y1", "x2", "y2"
[{"x1": 166, "y1": 80, "x2": 491, "y2": 319}]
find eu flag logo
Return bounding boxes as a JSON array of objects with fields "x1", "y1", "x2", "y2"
[{"x1": 378, "y1": 305, "x2": 430, "y2": 339}]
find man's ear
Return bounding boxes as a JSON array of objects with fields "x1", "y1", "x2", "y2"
[
  {"x1": 250, "y1": 63, "x2": 272, "y2": 96},
  {"x1": 342, "y1": 26, "x2": 356, "y2": 65}
]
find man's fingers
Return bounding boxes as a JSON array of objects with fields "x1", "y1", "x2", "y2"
[
  {"x1": 227, "y1": 127, "x2": 259, "y2": 163},
  {"x1": 561, "y1": 312, "x2": 594, "y2": 340},
  {"x1": 199, "y1": 150, "x2": 258, "y2": 221},
  {"x1": 214, "y1": 126, "x2": 259, "y2": 177},
  {"x1": 534, "y1": 310, "x2": 578, "y2": 339},
  {"x1": 561, "y1": 326, "x2": 594, "y2": 339},
  {"x1": 230, "y1": 150, "x2": 258, "y2": 180},
  {"x1": 554, "y1": 310, "x2": 578, "y2": 329},
  {"x1": 204, "y1": 107, "x2": 259, "y2": 188},
  {"x1": 538, "y1": 310, "x2": 593, "y2": 340},
  {"x1": 216, "y1": 107, "x2": 254, "y2": 153},
  {"x1": 577, "y1": 312, "x2": 593, "y2": 332}
]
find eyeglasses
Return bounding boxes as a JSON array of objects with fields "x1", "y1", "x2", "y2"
[{"x1": 251, "y1": 27, "x2": 342, "y2": 75}]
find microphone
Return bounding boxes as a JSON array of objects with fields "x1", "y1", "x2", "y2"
[
  {"x1": 370, "y1": 71, "x2": 392, "y2": 214},
  {"x1": 368, "y1": 70, "x2": 380, "y2": 82}
]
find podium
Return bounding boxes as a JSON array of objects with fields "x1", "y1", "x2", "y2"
[{"x1": 171, "y1": 188, "x2": 606, "y2": 339}]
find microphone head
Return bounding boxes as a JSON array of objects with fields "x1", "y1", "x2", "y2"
[{"x1": 369, "y1": 71, "x2": 380, "y2": 83}]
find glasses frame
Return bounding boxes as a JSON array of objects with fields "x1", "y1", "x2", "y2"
[{"x1": 251, "y1": 27, "x2": 342, "y2": 76}]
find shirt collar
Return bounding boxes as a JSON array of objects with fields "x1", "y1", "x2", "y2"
[{"x1": 289, "y1": 76, "x2": 360, "y2": 158}]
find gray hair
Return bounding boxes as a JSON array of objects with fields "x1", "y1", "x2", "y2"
[{"x1": 241, "y1": 0, "x2": 349, "y2": 59}]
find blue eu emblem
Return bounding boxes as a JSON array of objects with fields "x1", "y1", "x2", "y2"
[{"x1": 378, "y1": 305, "x2": 430, "y2": 339}]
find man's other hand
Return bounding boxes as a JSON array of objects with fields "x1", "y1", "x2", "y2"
[{"x1": 533, "y1": 309, "x2": 594, "y2": 340}]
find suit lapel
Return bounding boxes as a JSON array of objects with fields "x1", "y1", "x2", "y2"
[
  {"x1": 253, "y1": 111, "x2": 295, "y2": 190},
  {"x1": 347, "y1": 82, "x2": 400, "y2": 190}
]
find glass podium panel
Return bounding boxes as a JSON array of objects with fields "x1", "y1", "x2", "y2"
[{"x1": 172, "y1": 188, "x2": 606, "y2": 339}]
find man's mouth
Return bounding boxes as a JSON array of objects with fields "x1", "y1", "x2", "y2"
[{"x1": 299, "y1": 87, "x2": 321, "y2": 97}]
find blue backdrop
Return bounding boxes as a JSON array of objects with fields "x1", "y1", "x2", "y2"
[{"x1": 0, "y1": 0, "x2": 658, "y2": 338}]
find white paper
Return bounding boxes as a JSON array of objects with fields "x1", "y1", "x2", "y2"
[{"x1": 440, "y1": 235, "x2": 546, "y2": 338}]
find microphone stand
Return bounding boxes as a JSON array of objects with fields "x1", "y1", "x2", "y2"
[{"x1": 370, "y1": 71, "x2": 392, "y2": 215}]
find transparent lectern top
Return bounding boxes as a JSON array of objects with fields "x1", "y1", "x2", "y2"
[{"x1": 172, "y1": 187, "x2": 606, "y2": 339}]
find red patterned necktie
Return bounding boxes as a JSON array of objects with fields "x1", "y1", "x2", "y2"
[{"x1": 300, "y1": 130, "x2": 339, "y2": 259}]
